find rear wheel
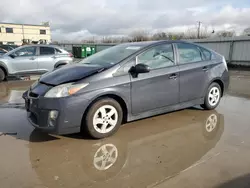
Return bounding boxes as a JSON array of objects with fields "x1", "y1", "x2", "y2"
[
  {"x1": 201, "y1": 82, "x2": 221, "y2": 110},
  {"x1": 84, "y1": 98, "x2": 123, "y2": 139},
  {"x1": 0, "y1": 68, "x2": 5, "y2": 82}
]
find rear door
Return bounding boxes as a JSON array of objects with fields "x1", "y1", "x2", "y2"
[
  {"x1": 9, "y1": 46, "x2": 38, "y2": 74},
  {"x1": 37, "y1": 46, "x2": 57, "y2": 72},
  {"x1": 130, "y1": 43, "x2": 179, "y2": 115},
  {"x1": 175, "y1": 42, "x2": 210, "y2": 103}
]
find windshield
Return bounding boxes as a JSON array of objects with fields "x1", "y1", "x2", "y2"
[
  {"x1": 79, "y1": 43, "x2": 144, "y2": 67},
  {"x1": 4, "y1": 46, "x2": 22, "y2": 56}
]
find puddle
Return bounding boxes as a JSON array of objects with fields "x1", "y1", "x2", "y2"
[{"x1": 0, "y1": 81, "x2": 34, "y2": 108}]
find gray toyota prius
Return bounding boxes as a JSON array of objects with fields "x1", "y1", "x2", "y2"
[{"x1": 23, "y1": 40, "x2": 229, "y2": 139}]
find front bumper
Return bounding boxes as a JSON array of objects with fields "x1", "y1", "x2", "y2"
[{"x1": 23, "y1": 91, "x2": 90, "y2": 135}]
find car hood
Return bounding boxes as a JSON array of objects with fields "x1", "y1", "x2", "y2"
[{"x1": 39, "y1": 64, "x2": 105, "y2": 86}]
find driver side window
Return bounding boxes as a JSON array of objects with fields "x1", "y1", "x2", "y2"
[
  {"x1": 137, "y1": 44, "x2": 175, "y2": 69},
  {"x1": 13, "y1": 46, "x2": 36, "y2": 57}
]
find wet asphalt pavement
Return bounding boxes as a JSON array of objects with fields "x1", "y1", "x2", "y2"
[{"x1": 0, "y1": 71, "x2": 250, "y2": 188}]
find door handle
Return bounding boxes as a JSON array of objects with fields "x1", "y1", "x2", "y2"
[
  {"x1": 202, "y1": 66, "x2": 209, "y2": 71},
  {"x1": 52, "y1": 56, "x2": 57, "y2": 59},
  {"x1": 29, "y1": 57, "x2": 35, "y2": 60},
  {"x1": 169, "y1": 73, "x2": 177, "y2": 80}
]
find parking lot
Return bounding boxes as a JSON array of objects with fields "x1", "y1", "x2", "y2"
[{"x1": 0, "y1": 70, "x2": 250, "y2": 188}]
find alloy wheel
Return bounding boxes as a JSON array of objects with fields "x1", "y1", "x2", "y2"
[
  {"x1": 93, "y1": 105, "x2": 118, "y2": 134},
  {"x1": 208, "y1": 87, "x2": 220, "y2": 106}
]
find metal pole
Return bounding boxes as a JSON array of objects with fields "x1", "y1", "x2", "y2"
[
  {"x1": 22, "y1": 24, "x2": 25, "y2": 40},
  {"x1": 229, "y1": 40, "x2": 235, "y2": 64},
  {"x1": 197, "y1": 21, "x2": 201, "y2": 39}
]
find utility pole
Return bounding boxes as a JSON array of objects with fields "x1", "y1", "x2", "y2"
[
  {"x1": 22, "y1": 24, "x2": 25, "y2": 40},
  {"x1": 197, "y1": 21, "x2": 201, "y2": 39}
]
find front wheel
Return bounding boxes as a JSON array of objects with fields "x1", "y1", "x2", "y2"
[
  {"x1": 201, "y1": 82, "x2": 222, "y2": 110},
  {"x1": 84, "y1": 98, "x2": 123, "y2": 139}
]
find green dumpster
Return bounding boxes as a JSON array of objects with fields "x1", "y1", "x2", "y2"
[{"x1": 81, "y1": 45, "x2": 96, "y2": 58}]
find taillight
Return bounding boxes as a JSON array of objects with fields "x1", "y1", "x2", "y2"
[{"x1": 68, "y1": 53, "x2": 73, "y2": 57}]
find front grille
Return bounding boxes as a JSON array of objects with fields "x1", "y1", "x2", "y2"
[{"x1": 29, "y1": 92, "x2": 39, "y2": 98}]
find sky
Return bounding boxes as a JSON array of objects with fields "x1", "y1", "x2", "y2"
[{"x1": 1, "y1": 0, "x2": 250, "y2": 41}]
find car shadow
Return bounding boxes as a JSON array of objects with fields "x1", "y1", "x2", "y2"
[
  {"x1": 29, "y1": 127, "x2": 93, "y2": 143},
  {"x1": 28, "y1": 129, "x2": 60, "y2": 142},
  {"x1": 64, "y1": 132, "x2": 94, "y2": 140},
  {"x1": 187, "y1": 106, "x2": 204, "y2": 110},
  {"x1": 215, "y1": 174, "x2": 250, "y2": 188}
]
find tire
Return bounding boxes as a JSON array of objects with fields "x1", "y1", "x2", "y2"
[
  {"x1": 201, "y1": 82, "x2": 222, "y2": 110},
  {"x1": 84, "y1": 98, "x2": 123, "y2": 139},
  {"x1": 0, "y1": 68, "x2": 5, "y2": 82}
]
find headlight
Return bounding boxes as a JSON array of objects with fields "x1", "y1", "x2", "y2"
[{"x1": 44, "y1": 82, "x2": 89, "y2": 98}]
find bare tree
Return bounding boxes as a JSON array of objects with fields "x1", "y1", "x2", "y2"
[
  {"x1": 242, "y1": 27, "x2": 250, "y2": 36},
  {"x1": 152, "y1": 31, "x2": 186, "y2": 41},
  {"x1": 168, "y1": 32, "x2": 185, "y2": 40},
  {"x1": 183, "y1": 29, "x2": 197, "y2": 39},
  {"x1": 182, "y1": 26, "x2": 210, "y2": 39},
  {"x1": 152, "y1": 32, "x2": 168, "y2": 40},
  {"x1": 51, "y1": 41, "x2": 59, "y2": 45},
  {"x1": 120, "y1": 37, "x2": 130, "y2": 43},
  {"x1": 81, "y1": 36, "x2": 96, "y2": 43},
  {"x1": 129, "y1": 30, "x2": 150, "y2": 42},
  {"x1": 216, "y1": 30, "x2": 236, "y2": 37},
  {"x1": 102, "y1": 36, "x2": 114, "y2": 43}
]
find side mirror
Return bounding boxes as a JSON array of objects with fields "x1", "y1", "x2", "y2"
[
  {"x1": 130, "y1": 64, "x2": 150, "y2": 75},
  {"x1": 9, "y1": 54, "x2": 16, "y2": 58}
]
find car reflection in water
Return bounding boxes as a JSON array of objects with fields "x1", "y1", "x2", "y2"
[
  {"x1": 0, "y1": 81, "x2": 34, "y2": 106},
  {"x1": 29, "y1": 109, "x2": 224, "y2": 188}
]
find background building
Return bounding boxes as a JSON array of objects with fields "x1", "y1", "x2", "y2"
[{"x1": 0, "y1": 22, "x2": 51, "y2": 45}]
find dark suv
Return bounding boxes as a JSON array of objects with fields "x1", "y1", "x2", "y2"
[{"x1": 23, "y1": 41, "x2": 229, "y2": 139}]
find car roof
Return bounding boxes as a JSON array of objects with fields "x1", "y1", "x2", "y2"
[
  {"x1": 21, "y1": 40, "x2": 193, "y2": 48},
  {"x1": 2, "y1": 44, "x2": 70, "y2": 55},
  {"x1": 0, "y1": 44, "x2": 18, "y2": 46},
  {"x1": 125, "y1": 41, "x2": 159, "y2": 46},
  {"x1": 121, "y1": 40, "x2": 194, "y2": 46},
  {"x1": 128, "y1": 40, "x2": 214, "y2": 52},
  {"x1": 21, "y1": 44, "x2": 61, "y2": 48}
]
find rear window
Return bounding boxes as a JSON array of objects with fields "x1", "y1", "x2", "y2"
[
  {"x1": 176, "y1": 43, "x2": 202, "y2": 64},
  {"x1": 200, "y1": 47, "x2": 212, "y2": 61},
  {"x1": 55, "y1": 48, "x2": 62, "y2": 53},
  {"x1": 40, "y1": 47, "x2": 55, "y2": 55}
]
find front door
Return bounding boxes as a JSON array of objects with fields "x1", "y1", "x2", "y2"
[
  {"x1": 10, "y1": 46, "x2": 38, "y2": 74},
  {"x1": 130, "y1": 43, "x2": 179, "y2": 115},
  {"x1": 175, "y1": 42, "x2": 210, "y2": 103}
]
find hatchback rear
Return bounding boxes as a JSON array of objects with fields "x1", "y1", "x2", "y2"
[{"x1": 23, "y1": 41, "x2": 229, "y2": 139}]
